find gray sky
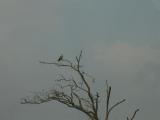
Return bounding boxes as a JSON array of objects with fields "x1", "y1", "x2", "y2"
[{"x1": 0, "y1": 0, "x2": 160, "y2": 120}]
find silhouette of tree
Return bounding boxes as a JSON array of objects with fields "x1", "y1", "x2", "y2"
[{"x1": 21, "y1": 51, "x2": 139, "y2": 120}]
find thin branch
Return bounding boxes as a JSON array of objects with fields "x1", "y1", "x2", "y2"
[
  {"x1": 108, "y1": 99, "x2": 126, "y2": 113},
  {"x1": 106, "y1": 86, "x2": 111, "y2": 112},
  {"x1": 95, "y1": 92, "x2": 99, "y2": 113},
  {"x1": 105, "y1": 81, "x2": 126, "y2": 120},
  {"x1": 129, "y1": 109, "x2": 140, "y2": 120},
  {"x1": 105, "y1": 85, "x2": 111, "y2": 120}
]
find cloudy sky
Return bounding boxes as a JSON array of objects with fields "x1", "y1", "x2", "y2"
[{"x1": 0, "y1": 0, "x2": 160, "y2": 120}]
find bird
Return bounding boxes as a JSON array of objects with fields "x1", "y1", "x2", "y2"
[{"x1": 57, "y1": 54, "x2": 63, "y2": 61}]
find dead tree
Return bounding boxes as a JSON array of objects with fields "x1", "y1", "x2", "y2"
[{"x1": 21, "y1": 51, "x2": 139, "y2": 120}]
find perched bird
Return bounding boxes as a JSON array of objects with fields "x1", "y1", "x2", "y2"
[{"x1": 57, "y1": 54, "x2": 63, "y2": 61}]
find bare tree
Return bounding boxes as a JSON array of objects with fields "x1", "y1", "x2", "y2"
[{"x1": 21, "y1": 51, "x2": 139, "y2": 120}]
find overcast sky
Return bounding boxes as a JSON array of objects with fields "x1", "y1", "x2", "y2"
[{"x1": 0, "y1": 0, "x2": 160, "y2": 120}]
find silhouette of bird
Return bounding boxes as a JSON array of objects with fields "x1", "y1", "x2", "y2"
[{"x1": 58, "y1": 54, "x2": 63, "y2": 61}]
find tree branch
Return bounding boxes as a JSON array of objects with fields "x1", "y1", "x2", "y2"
[
  {"x1": 127, "y1": 109, "x2": 140, "y2": 120},
  {"x1": 108, "y1": 99, "x2": 126, "y2": 113},
  {"x1": 105, "y1": 80, "x2": 126, "y2": 120}
]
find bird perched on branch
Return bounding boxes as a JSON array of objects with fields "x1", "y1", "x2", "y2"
[{"x1": 57, "y1": 54, "x2": 63, "y2": 61}]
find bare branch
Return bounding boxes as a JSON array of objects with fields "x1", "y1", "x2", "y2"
[
  {"x1": 105, "y1": 85, "x2": 111, "y2": 120},
  {"x1": 106, "y1": 86, "x2": 111, "y2": 112},
  {"x1": 95, "y1": 92, "x2": 99, "y2": 113},
  {"x1": 127, "y1": 109, "x2": 140, "y2": 120},
  {"x1": 108, "y1": 99, "x2": 126, "y2": 113},
  {"x1": 105, "y1": 81, "x2": 126, "y2": 120}
]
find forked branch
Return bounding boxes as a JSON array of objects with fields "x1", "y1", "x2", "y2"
[
  {"x1": 127, "y1": 109, "x2": 140, "y2": 120},
  {"x1": 105, "y1": 80, "x2": 126, "y2": 120}
]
